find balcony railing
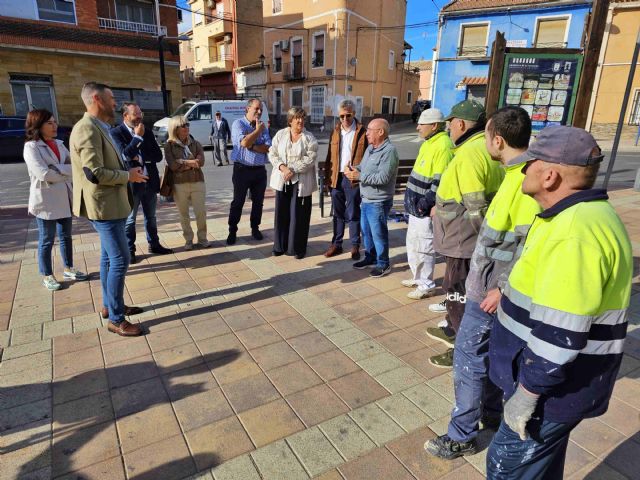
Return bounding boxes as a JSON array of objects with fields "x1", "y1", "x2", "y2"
[
  {"x1": 533, "y1": 41, "x2": 568, "y2": 48},
  {"x1": 98, "y1": 17, "x2": 167, "y2": 36},
  {"x1": 283, "y1": 61, "x2": 305, "y2": 81},
  {"x1": 457, "y1": 45, "x2": 488, "y2": 58},
  {"x1": 208, "y1": 50, "x2": 233, "y2": 63}
]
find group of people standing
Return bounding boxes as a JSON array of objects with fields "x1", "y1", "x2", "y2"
[{"x1": 22, "y1": 83, "x2": 633, "y2": 478}]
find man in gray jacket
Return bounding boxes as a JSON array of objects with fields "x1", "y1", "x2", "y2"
[{"x1": 344, "y1": 118, "x2": 399, "y2": 277}]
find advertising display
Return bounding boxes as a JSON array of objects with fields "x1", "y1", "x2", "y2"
[{"x1": 498, "y1": 53, "x2": 583, "y2": 133}]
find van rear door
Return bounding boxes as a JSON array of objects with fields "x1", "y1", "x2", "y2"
[{"x1": 186, "y1": 103, "x2": 213, "y2": 145}]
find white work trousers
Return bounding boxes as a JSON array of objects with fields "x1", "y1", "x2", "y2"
[{"x1": 406, "y1": 214, "x2": 436, "y2": 291}]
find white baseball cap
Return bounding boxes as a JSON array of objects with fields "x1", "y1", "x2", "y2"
[{"x1": 418, "y1": 108, "x2": 444, "y2": 124}]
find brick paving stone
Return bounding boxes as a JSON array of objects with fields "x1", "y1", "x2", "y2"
[
  {"x1": 329, "y1": 370, "x2": 390, "y2": 408},
  {"x1": 348, "y1": 403, "x2": 405, "y2": 446},
  {"x1": 106, "y1": 354, "x2": 159, "y2": 389},
  {"x1": 146, "y1": 324, "x2": 193, "y2": 352},
  {"x1": 377, "y1": 393, "x2": 433, "y2": 431},
  {"x1": 0, "y1": 435, "x2": 51, "y2": 479},
  {"x1": 250, "y1": 340, "x2": 301, "y2": 370},
  {"x1": 102, "y1": 335, "x2": 151, "y2": 365},
  {"x1": 222, "y1": 372, "x2": 280, "y2": 413},
  {"x1": 402, "y1": 383, "x2": 453, "y2": 420},
  {"x1": 338, "y1": 447, "x2": 414, "y2": 480},
  {"x1": 341, "y1": 339, "x2": 387, "y2": 362},
  {"x1": 54, "y1": 346, "x2": 102, "y2": 378},
  {"x1": 222, "y1": 308, "x2": 266, "y2": 331},
  {"x1": 287, "y1": 426, "x2": 344, "y2": 477},
  {"x1": 426, "y1": 373, "x2": 455, "y2": 402},
  {"x1": 318, "y1": 414, "x2": 376, "y2": 461},
  {"x1": 333, "y1": 301, "x2": 376, "y2": 322},
  {"x1": 288, "y1": 331, "x2": 336, "y2": 358},
  {"x1": 117, "y1": 402, "x2": 182, "y2": 453},
  {"x1": 208, "y1": 349, "x2": 261, "y2": 385},
  {"x1": 440, "y1": 463, "x2": 486, "y2": 480},
  {"x1": 53, "y1": 369, "x2": 108, "y2": 406},
  {"x1": 267, "y1": 360, "x2": 324, "y2": 396},
  {"x1": 123, "y1": 434, "x2": 197, "y2": 480},
  {"x1": 597, "y1": 397, "x2": 640, "y2": 437},
  {"x1": 53, "y1": 392, "x2": 113, "y2": 433},
  {"x1": 239, "y1": 398, "x2": 305, "y2": 447},
  {"x1": 271, "y1": 315, "x2": 317, "y2": 339},
  {"x1": 313, "y1": 469, "x2": 344, "y2": 480},
  {"x1": 1, "y1": 350, "x2": 51, "y2": 377},
  {"x1": 0, "y1": 397, "x2": 51, "y2": 432},
  {"x1": 376, "y1": 329, "x2": 426, "y2": 356},
  {"x1": 9, "y1": 324, "x2": 43, "y2": 345},
  {"x1": 306, "y1": 349, "x2": 361, "y2": 381},
  {"x1": 570, "y1": 418, "x2": 626, "y2": 458},
  {"x1": 43, "y1": 319, "x2": 73, "y2": 339},
  {"x1": 362, "y1": 293, "x2": 404, "y2": 314},
  {"x1": 401, "y1": 347, "x2": 449, "y2": 380},
  {"x1": 375, "y1": 366, "x2": 425, "y2": 393},
  {"x1": 561, "y1": 441, "x2": 598, "y2": 478},
  {"x1": 154, "y1": 342, "x2": 203, "y2": 374},
  {"x1": 327, "y1": 328, "x2": 370, "y2": 348},
  {"x1": 286, "y1": 383, "x2": 350, "y2": 427},
  {"x1": 55, "y1": 456, "x2": 126, "y2": 480},
  {"x1": 315, "y1": 288, "x2": 355, "y2": 307},
  {"x1": 357, "y1": 352, "x2": 405, "y2": 377},
  {"x1": 236, "y1": 323, "x2": 283, "y2": 349},
  {"x1": 185, "y1": 416, "x2": 254, "y2": 470},
  {"x1": 111, "y1": 376, "x2": 168, "y2": 418},
  {"x1": 211, "y1": 454, "x2": 261, "y2": 480},
  {"x1": 1, "y1": 338, "x2": 51, "y2": 360},
  {"x1": 251, "y1": 439, "x2": 310, "y2": 480},
  {"x1": 255, "y1": 300, "x2": 300, "y2": 322},
  {"x1": 185, "y1": 316, "x2": 232, "y2": 341},
  {"x1": 172, "y1": 385, "x2": 234, "y2": 432},
  {"x1": 354, "y1": 314, "x2": 399, "y2": 337}
]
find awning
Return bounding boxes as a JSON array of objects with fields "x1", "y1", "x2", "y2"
[{"x1": 461, "y1": 76, "x2": 488, "y2": 85}]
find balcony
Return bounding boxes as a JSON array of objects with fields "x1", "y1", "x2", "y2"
[
  {"x1": 195, "y1": 50, "x2": 233, "y2": 76},
  {"x1": 98, "y1": 17, "x2": 167, "y2": 36},
  {"x1": 283, "y1": 61, "x2": 305, "y2": 82},
  {"x1": 196, "y1": 12, "x2": 233, "y2": 38}
]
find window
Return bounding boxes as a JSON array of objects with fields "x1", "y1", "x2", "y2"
[
  {"x1": 115, "y1": 0, "x2": 155, "y2": 25},
  {"x1": 291, "y1": 88, "x2": 303, "y2": 108},
  {"x1": 459, "y1": 23, "x2": 489, "y2": 57},
  {"x1": 291, "y1": 38, "x2": 303, "y2": 78},
  {"x1": 355, "y1": 96, "x2": 363, "y2": 120},
  {"x1": 273, "y1": 43, "x2": 282, "y2": 73},
  {"x1": 10, "y1": 74, "x2": 57, "y2": 118},
  {"x1": 36, "y1": 0, "x2": 76, "y2": 24},
  {"x1": 534, "y1": 17, "x2": 569, "y2": 48},
  {"x1": 310, "y1": 86, "x2": 325, "y2": 124},
  {"x1": 466, "y1": 85, "x2": 486, "y2": 105},
  {"x1": 274, "y1": 89, "x2": 283, "y2": 116},
  {"x1": 628, "y1": 89, "x2": 640, "y2": 125},
  {"x1": 381, "y1": 96, "x2": 390, "y2": 114},
  {"x1": 407, "y1": 91, "x2": 412, "y2": 105},
  {"x1": 388, "y1": 50, "x2": 395, "y2": 70},
  {"x1": 272, "y1": 0, "x2": 282, "y2": 14},
  {"x1": 313, "y1": 33, "x2": 325, "y2": 68},
  {"x1": 188, "y1": 104, "x2": 212, "y2": 120},
  {"x1": 195, "y1": 46, "x2": 201, "y2": 62}
]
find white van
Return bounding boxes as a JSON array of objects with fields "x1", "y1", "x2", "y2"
[{"x1": 153, "y1": 100, "x2": 269, "y2": 146}]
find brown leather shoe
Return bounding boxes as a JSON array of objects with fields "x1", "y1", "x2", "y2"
[
  {"x1": 107, "y1": 320, "x2": 143, "y2": 337},
  {"x1": 324, "y1": 244, "x2": 343, "y2": 257},
  {"x1": 101, "y1": 305, "x2": 144, "y2": 319},
  {"x1": 351, "y1": 246, "x2": 361, "y2": 260}
]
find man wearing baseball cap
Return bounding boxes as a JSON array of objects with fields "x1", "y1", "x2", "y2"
[
  {"x1": 401, "y1": 108, "x2": 453, "y2": 300},
  {"x1": 486, "y1": 125, "x2": 632, "y2": 478},
  {"x1": 426, "y1": 99, "x2": 504, "y2": 367}
]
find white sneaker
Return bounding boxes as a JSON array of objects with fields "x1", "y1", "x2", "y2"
[
  {"x1": 63, "y1": 267, "x2": 88, "y2": 281},
  {"x1": 198, "y1": 240, "x2": 210, "y2": 249},
  {"x1": 401, "y1": 279, "x2": 418, "y2": 288},
  {"x1": 407, "y1": 288, "x2": 436, "y2": 300},
  {"x1": 437, "y1": 318, "x2": 449, "y2": 328},
  {"x1": 429, "y1": 300, "x2": 447, "y2": 313},
  {"x1": 42, "y1": 275, "x2": 61, "y2": 291},
  {"x1": 184, "y1": 241, "x2": 193, "y2": 251}
]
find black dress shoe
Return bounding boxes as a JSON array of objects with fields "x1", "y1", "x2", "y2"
[
  {"x1": 217, "y1": 163, "x2": 223, "y2": 166},
  {"x1": 251, "y1": 229, "x2": 263, "y2": 240},
  {"x1": 129, "y1": 252, "x2": 137, "y2": 264},
  {"x1": 226, "y1": 232, "x2": 237, "y2": 245},
  {"x1": 149, "y1": 245, "x2": 173, "y2": 255}
]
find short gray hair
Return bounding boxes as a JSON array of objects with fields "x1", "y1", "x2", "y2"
[
  {"x1": 338, "y1": 99, "x2": 356, "y2": 113},
  {"x1": 287, "y1": 107, "x2": 306, "y2": 126},
  {"x1": 81, "y1": 82, "x2": 110, "y2": 107},
  {"x1": 246, "y1": 98, "x2": 261, "y2": 110}
]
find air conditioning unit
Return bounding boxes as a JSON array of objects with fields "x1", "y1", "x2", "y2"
[
  {"x1": 224, "y1": 34, "x2": 232, "y2": 44},
  {"x1": 206, "y1": 0, "x2": 215, "y2": 8},
  {"x1": 326, "y1": 68, "x2": 333, "y2": 76},
  {"x1": 280, "y1": 40, "x2": 289, "y2": 51}
]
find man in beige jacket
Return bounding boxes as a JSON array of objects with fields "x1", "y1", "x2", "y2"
[{"x1": 70, "y1": 82, "x2": 147, "y2": 336}]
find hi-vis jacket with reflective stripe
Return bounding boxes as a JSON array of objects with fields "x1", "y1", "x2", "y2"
[
  {"x1": 433, "y1": 129, "x2": 504, "y2": 258},
  {"x1": 489, "y1": 189, "x2": 632, "y2": 423},
  {"x1": 465, "y1": 159, "x2": 542, "y2": 303},
  {"x1": 404, "y1": 131, "x2": 454, "y2": 218}
]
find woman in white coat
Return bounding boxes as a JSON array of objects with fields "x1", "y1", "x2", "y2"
[
  {"x1": 23, "y1": 109, "x2": 87, "y2": 291},
  {"x1": 268, "y1": 107, "x2": 318, "y2": 259}
]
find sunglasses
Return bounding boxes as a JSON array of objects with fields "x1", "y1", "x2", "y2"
[
  {"x1": 339, "y1": 114, "x2": 353, "y2": 119},
  {"x1": 179, "y1": 123, "x2": 190, "y2": 128}
]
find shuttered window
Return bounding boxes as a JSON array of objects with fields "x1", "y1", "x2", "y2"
[
  {"x1": 534, "y1": 18, "x2": 568, "y2": 48},
  {"x1": 459, "y1": 24, "x2": 488, "y2": 57}
]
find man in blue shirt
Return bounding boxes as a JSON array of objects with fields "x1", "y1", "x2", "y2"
[{"x1": 227, "y1": 98, "x2": 271, "y2": 244}]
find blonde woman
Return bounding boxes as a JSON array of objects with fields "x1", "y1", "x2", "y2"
[
  {"x1": 163, "y1": 116, "x2": 208, "y2": 250},
  {"x1": 268, "y1": 107, "x2": 318, "y2": 259}
]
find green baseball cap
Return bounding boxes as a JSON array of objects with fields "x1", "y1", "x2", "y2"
[{"x1": 444, "y1": 99, "x2": 486, "y2": 122}]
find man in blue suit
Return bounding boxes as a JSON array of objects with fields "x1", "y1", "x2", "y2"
[
  {"x1": 210, "y1": 110, "x2": 231, "y2": 166},
  {"x1": 111, "y1": 102, "x2": 172, "y2": 263}
]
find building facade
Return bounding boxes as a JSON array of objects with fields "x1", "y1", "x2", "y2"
[
  {"x1": 262, "y1": 0, "x2": 419, "y2": 129},
  {"x1": 0, "y1": 0, "x2": 182, "y2": 126},
  {"x1": 587, "y1": 0, "x2": 640, "y2": 139},
  {"x1": 188, "y1": 0, "x2": 263, "y2": 98},
  {"x1": 432, "y1": 0, "x2": 592, "y2": 116},
  {"x1": 179, "y1": 30, "x2": 200, "y2": 101},
  {"x1": 412, "y1": 60, "x2": 433, "y2": 101}
]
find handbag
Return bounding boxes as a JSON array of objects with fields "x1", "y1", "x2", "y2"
[{"x1": 159, "y1": 164, "x2": 174, "y2": 197}]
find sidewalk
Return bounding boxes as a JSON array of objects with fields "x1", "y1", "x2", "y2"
[{"x1": 0, "y1": 187, "x2": 639, "y2": 480}]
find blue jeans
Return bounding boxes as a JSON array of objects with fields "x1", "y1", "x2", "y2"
[
  {"x1": 91, "y1": 219, "x2": 130, "y2": 323},
  {"x1": 330, "y1": 174, "x2": 361, "y2": 247},
  {"x1": 125, "y1": 186, "x2": 159, "y2": 253},
  {"x1": 486, "y1": 417, "x2": 579, "y2": 479},
  {"x1": 448, "y1": 300, "x2": 503, "y2": 442},
  {"x1": 360, "y1": 199, "x2": 392, "y2": 269},
  {"x1": 36, "y1": 217, "x2": 73, "y2": 276}
]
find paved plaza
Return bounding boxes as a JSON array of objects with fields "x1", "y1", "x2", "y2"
[{"x1": 0, "y1": 155, "x2": 639, "y2": 480}]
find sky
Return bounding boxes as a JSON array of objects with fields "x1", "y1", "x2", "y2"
[{"x1": 177, "y1": 0, "x2": 441, "y2": 60}]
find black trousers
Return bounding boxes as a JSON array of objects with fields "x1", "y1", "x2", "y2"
[
  {"x1": 443, "y1": 256, "x2": 471, "y2": 333},
  {"x1": 273, "y1": 183, "x2": 312, "y2": 257},
  {"x1": 228, "y1": 163, "x2": 267, "y2": 233}
]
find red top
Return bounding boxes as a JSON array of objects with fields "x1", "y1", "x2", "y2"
[{"x1": 44, "y1": 139, "x2": 60, "y2": 161}]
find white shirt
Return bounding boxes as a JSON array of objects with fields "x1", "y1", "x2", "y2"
[
  {"x1": 339, "y1": 121, "x2": 356, "y2": 172},
  {"x1": 127, "y1": 124, "x2": 147, "y2": 176},
  {"x1": 216, "y1": 119, "x2": 222, "y2": 130}
]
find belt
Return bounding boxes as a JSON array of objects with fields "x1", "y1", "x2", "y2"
[{"x1": 234, "y1": 163, "x2": 265, "y2": 170}]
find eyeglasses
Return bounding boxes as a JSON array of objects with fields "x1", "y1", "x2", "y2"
[
  {"x1": 339, "y1": 114, "x2": 353, "y2": 119},
  {"x1": 179, "y1": 123, "x2": 190, "y2": 128}
]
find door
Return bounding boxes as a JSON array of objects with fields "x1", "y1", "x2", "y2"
[
  {"x1": 391, "y1": 97, "x2": 397, "y2": 114},
  {"x1": 381, "y1": 97, "x2": 390, "y2": 114},
  {"x1": 291, "y1": 88, "x2": 303, "y2": 108},
  {"x1": 310, "y1": 86, "x2": 325, "y2": 124},
  {"x1": 275, "y1": 90, "x2": 282, "y2": 116},
  {"x1": 187, "y1": 103, "x2": 213, "y2": 144}
]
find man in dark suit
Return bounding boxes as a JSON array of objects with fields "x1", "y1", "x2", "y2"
[
  {"x1": 210, "y1": 110, "x2": 231, "y2": 166},
  {"x1": 111, "y1": 102, "x2": 172, "y2": 263}
]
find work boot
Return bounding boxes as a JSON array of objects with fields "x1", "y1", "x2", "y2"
[{"x1": 424, "y1": 434, "x2": 477, "y2": 460}]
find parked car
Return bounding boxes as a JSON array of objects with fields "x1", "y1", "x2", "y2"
[
  {"x1": 153, "y1": 100, "x2": 270, "y2": 147},
  {"x1": 0, "y1": 116, "x2": 71, "y2": 163}
]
